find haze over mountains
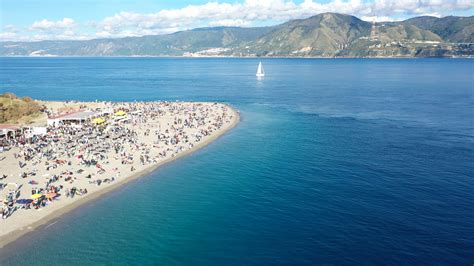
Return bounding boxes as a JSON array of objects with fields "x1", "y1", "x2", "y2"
[{"x1": 1, "y1": 13, "x2": 473, "y2": 57}]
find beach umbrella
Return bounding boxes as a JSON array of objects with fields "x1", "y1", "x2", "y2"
[
  {"x1": 93, "y1": 118, "x2": 106, "y2": 125},
  {"x1": 115, "y1": 110, "x2": 126, "y2": 116},
  {"x1": 31, "y1": 193, "x2": 43, "y2": 199}
]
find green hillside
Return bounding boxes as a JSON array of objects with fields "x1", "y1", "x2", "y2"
[
  {"x1": 1, "y1": 13, "x2": 472, "y2": 57},
  {"x1": 232, "y1": 13, "x2": 371, "y2": 56},
  {"x1": 403, "y1": 16, "x2": 474, "y2": 43}
]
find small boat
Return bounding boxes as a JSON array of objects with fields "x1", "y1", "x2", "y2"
[{"x1": 256, "y1": 61, "x2": 265, "y2": 77}]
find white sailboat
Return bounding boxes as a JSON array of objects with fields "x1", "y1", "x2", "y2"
[{"x1": 256, "y1": 61, "x2": 265, "y2": 77}]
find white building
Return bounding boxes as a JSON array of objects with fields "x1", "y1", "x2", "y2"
[{"x1": 47, "y1": 111, "x2": 97, "y2": 127}]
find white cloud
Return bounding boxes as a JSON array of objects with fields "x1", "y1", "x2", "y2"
[
  {"x1": 92, "y1": 0, "x2": 473, "y2": 39},
  {"x1": 92, "y1": 0, "x2": 361, "y2": 37},
  {"x1": 3, "y1": 0, "x2": 474, "y2": 41},
  {"x1": 418, "y1": 12, "x2": 442, "y2": 18},
  {"x1": 21, "y1": 17, "x2": 92, "y2": 41},
  {"x1": 208, "y1": 19, "x2": 251, "y2": 27},
  {"x1": 366, "y1": 0, "x2": 473, "y2": 16},
  {"x1": 0, "y1": 25, "x2": 22, "y2": 41},
  {"x1": 0, "y1": 32, "x2": 19, "y2": 41},
  {"x1": 4, "y1": 25, "x2": 18, "y2": 33},
  {"x1": 30, "y1": 18, "x2": 75, "y2": 31},
  {"x1": 361, "y1": 16, "x2": 396, "y2": 22}
]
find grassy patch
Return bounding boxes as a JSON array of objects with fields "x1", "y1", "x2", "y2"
[{"x1": 0, "y1": 93, "x2": 42, "y2": 124}]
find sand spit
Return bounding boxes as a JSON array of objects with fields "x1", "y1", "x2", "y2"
[{"x1": 0, "y1": 101, "x2": 239, "y2": 248}]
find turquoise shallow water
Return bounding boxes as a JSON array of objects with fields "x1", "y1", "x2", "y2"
[{"x1": 0, "y1": 58, "x2": 473, "y2": 265}]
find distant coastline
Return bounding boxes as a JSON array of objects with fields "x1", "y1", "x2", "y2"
[
  {"x1": 1, "y1": 55, "x2": 472, "y2": 58},
  {"x1": 2, "y1": 13, "x2": 472, "y2": 58}
]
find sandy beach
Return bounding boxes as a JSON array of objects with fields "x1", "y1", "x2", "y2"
[{"x1": 0, "y1": 100, "x2": 239, "y2": 248}]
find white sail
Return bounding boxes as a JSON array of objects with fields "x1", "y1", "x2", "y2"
[{"x1": 256, "y1": 61, "x2": 264, "y2": 77}]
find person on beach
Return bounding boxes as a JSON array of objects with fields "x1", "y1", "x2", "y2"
[{"x1": 0, "y1": 101, "x2": 234, "y2": 220}]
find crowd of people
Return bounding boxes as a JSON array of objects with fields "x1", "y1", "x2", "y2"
[{"x1": 1, "y1": 101, "x2": 235, "y2": 220}]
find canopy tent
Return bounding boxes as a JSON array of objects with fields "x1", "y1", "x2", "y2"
[
  {"x1": 0, "y1": 125, "x2": 20, "y2": 138},
  {"x1": 115, "y1": 110, "x2": 126, "y2": 116},
  {"x1": 31, "y1": 193, "x2": 43, "y2": 200},
  {"x1": 48, "y1": 111, "x2": 96, "y2": 127},
  {"x1": 92, "y1": 118, "x2": 106, "y2": 125}
]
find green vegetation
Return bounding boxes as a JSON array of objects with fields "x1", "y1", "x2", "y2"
[
  {"x1": 1, "y1": 13, "x2": 472, "y2": 57},
  {"x1": 0, "y1": 93, "x2": 42, "y2": 124},
  {"x1": 231, "y1": 13, "x2": 372, "y2": 57},
  {"x1": 403, "y1": 16, "x2": 474, "y2": 43}
]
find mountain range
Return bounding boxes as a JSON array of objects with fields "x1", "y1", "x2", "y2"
[{"x1": 1, "y1": 13, "x2": 473, "y2": 57}]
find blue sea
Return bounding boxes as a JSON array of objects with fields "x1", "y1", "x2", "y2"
[{"x1": 0, "y1": 58, "x2": 473, "y2": 265}]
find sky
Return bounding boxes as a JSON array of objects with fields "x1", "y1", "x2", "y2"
[{"x1": 1, "y1": 0, "x2": 473, "y2": 41}]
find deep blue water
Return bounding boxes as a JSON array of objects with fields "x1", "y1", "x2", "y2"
[{"x1": 0, "y1": 58, "x2": 473, "y2": 265}]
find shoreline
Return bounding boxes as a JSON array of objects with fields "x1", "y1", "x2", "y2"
[
  {"x1": 0, "y1": 103, "x2": 240, "y2": 249},
  {"x1": 1, "y1": 56, "x2": 473, "y2": 59}
]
